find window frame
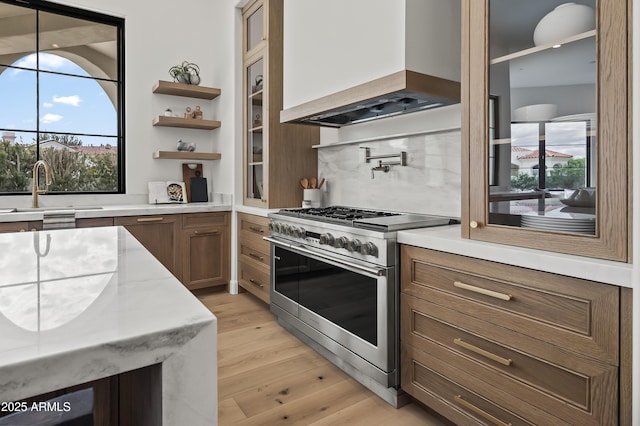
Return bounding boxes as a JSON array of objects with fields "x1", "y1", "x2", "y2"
[{"x1": 0, "y1": 0, "x2": 125, "y2": 195}]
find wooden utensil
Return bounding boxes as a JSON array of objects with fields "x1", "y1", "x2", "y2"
[
  {"x1": 318, "y1": 178, "x2": 325, "y2": 189},
  {"x1": 300, "y1": 177, "x2": 309, "y2": 189},
  {"x1": 310, "y1": 177, "x2": 317, "y2": 189}
]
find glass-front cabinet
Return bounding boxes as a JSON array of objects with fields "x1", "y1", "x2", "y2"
[
  {"x1": 245, "y1": 56, "x2": 265, "y2": 203},
  {"x1": 241, "y1": 0, "x2": 319, "y2": 208},
  {"x1": 462, "y1": 0, "x2": 630, "y2": 261}
]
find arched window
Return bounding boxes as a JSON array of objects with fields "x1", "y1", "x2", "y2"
[{"x1": 0, "y1": 0, "x2": 124, "y2": 194}]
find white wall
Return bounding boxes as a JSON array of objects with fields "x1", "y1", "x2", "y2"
[{"x1": 0, "y1": 0, "x2": 238, "y2": 208}]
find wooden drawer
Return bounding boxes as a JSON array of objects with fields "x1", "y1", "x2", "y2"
[
  {"x1": 239, "y1": 239, "x2": 270, "y2": 268},
  {"x1": 401, "y1": 245, "x2": 619, "y2": 364},
  {"x1": 402, "y1": 294, "x2": 619, "y2": 425},
  {"x1": 0, "y1": 221, "x2": 42, "y2": 233},
  {"x1": 238, "y1": 259, "x2": 270, "y2": 304},
  {"x1": 402, "y1": 344, "x2": 566, "y2": 426},
  {"x1": 238, "y1": 213, "x2": 269, "y2": 238},
  {"x1": 182, "y1": 211, "x2": 228, "y2": 229},
  {"x1": 76, "y1": 217, "x2": 114, "y2": 228}
]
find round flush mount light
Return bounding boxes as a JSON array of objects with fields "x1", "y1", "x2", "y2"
[{"x1": 533, "y1": 2, "x2": 595, "y2": 46}]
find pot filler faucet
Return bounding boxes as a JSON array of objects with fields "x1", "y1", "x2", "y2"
[
  {"x1": 32, "y1": 160, "x2": 52, "y2": 208},
  {"x1": 360, "y1": 147, "x2": 407, "y2": 179}
]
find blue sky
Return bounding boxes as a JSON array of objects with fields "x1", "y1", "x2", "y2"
[{"x1": 0, "y1": 53, "x2": 117, "y2": 146}]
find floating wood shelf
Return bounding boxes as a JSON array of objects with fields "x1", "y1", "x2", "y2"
[
  {"x1": 152, "y1": 116, "x2": 221, "y2": 130},
  {"x1": 152, "y1": 80, "x2": 221, "y2": 99},
  {"x1": 153, "y1": 151, "x2": 222, "y2": 160}
]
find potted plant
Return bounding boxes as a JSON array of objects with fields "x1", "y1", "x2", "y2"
[{"x1": 168, "y1": 61, "x2": 201, "y2": 85}]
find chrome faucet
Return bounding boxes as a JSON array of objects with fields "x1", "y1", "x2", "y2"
[
  {"x1": 371, "y1": 160, "x2": 390, "y2": 179},
  {"x1": 32, "y1": 160, "x2": 52, "y2": 208}
]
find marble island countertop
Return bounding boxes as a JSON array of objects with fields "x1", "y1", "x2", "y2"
[{"x1": 0, "y1": 226, "x2": 217, "y2": 425}]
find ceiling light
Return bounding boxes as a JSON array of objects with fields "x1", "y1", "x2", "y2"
[
  {"x1": 51, "y1": 43, "x2": 59, "y2": 48},
  {"x1": 552, "y1": 44, "x2": 561, "y2": 49}
]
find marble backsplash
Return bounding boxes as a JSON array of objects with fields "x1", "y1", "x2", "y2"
[{"x1": 317, "y1": 130, "x2": 461, "y2": 218}]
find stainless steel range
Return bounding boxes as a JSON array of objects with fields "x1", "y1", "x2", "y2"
[{"x1": 265, "y1": 206, "x2": 455, "y2": 406}]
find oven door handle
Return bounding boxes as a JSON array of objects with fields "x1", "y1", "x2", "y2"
[{"x1": 264, "y1": 236, "x2": 387, "y2": 278}]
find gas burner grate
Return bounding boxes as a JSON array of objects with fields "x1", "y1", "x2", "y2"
[{"x1": 277, "y1": 206, "x2": 401, "y2": 225}]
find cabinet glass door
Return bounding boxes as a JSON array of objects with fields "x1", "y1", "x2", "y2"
[
  {"x1": 246, "y1": 3, "x2": 264, "y2": 53},
  {"x1": 488, "y1": 0, "x2": 596, "y2": 234},
  {"x1": 464, "y1": 0, "x2": 628, "y2": 261},
  {"x1": 246, "y1": 57, "x2": 265, "y2": 202}
]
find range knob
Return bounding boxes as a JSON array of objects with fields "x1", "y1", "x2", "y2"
[
  {"x1": 360, "y1": 242, "x2": 378, "y2": 257},
  {"x1": 293, "y1": 227, "x2": 306, "y2": 238},
  {"x1": 334, "y1": 236, "x2": 348, "y2": 249},
  {"x1": 283, "y1": 225, "x2": 292, "y2": 235},
  {"x1": 347, "y1": 239, "x2": 362, "y2": 253},
  {"x1": 319, "y1": 233, "x2": 335, "y2": 246},
  {"x1": 273, "y1": 223, "x2": 282, "y2": 233}
]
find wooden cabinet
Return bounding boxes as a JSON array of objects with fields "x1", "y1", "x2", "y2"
[
  {"x1": 237, "y1": 212, "x2": 270, "y2": 303},
  {"x1": 115, "y1": 212, "x2": 231, "y2": 290},
  {"x1": 400, "y1": 245, "x2": 629, "y2": 425},
  {"x1": 462, "y1": 0, "x2": 630, "y2": 261},
  {"x1": 181, "y1": 212, "x2": 230, "y2": 290},
  {"x1": 0, "y1": 221, "x2": 42, "y2": 233},
  {"x1": 241, "y1": 0, "x2": 319, "y2": 208},
  {"x1": 114, "y1": 215, "x2": 182, "y2": 280}
]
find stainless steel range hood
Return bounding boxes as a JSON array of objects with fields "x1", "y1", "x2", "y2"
[{"x1": 280, "y1": 70, "x2": 460, "y2": 127}]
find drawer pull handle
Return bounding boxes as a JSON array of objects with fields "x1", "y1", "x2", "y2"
[
  {"x1": 454, "y1": 395, "x2": 512, "y2": 426},
  {"x1": 454, "y1": 281, "x2": 512, "y2": 301},
  {"x1": 249, "y1": 279, "x2": 264, "y2": 288},
  {"x1": 249, "y1": 252, "x2": 264, "y2": 261},
  {"x1": 137, "y1": 217, "x2": 163, "y2": 223},
  {"x1": 454, "y1": 338, "x2": 512, "y2": 366},
  {"x1": 194, "y1": 230, "x2": 220, "y2": 235},
  {"x1": 249, "y1": 226, "x2": 264, "y2": 234}
]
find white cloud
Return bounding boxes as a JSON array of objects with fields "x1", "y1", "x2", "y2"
[
  {"x1": 43, "y1": 102, "x2": 53, "y2": 108},
  {"x1": 41, "y1": 114, "x2": 63, "y2": 124},
  {"x1": 14, "y1": 53, "x2": 68, "y2": 70},
  {"x1": 53, "y1": 95, "x2": 81, "y2": 107}
]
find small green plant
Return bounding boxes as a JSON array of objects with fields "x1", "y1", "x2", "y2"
[{"x1": 168, "y1": 61, "x2": 201, "y2": 85}]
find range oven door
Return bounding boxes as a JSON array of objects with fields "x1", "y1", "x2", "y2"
[{"x1": 267, "y1": 237, "x2": 396, "y2": 375}]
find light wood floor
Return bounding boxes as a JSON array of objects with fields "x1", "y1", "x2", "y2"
[{"x1": 198, "y1": 290, "x2": 450, "y2": 426}]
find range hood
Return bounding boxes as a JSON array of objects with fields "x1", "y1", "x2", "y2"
[
  {"x1": 280, "y1": 70, "x2": 460, "y2": 127},
  {"x1": 280, "y1": 0, "x2": 461, "y2": 127}
]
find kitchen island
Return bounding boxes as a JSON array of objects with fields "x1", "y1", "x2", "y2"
[{"x1": 0, "y1": 226, "x2": 217, "y2": 425}]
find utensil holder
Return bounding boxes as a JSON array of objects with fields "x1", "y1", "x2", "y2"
[{"x1": 303, "y1": 189, "x2": 321, "y2": 208}]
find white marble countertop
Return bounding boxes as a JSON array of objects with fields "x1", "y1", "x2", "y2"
[
  {"x1": 398, "y1": 225, "x2": 634, "y2": 288},
  {"x1": 0, "y1": 226, "x2": 217, "y2": 425},
  {"x1": 0, "y1": 201, "x2": 232, "y2": 223}
]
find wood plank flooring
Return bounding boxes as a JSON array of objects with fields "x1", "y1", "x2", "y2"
[{"x1": 198, "y1": 290, "x2": 450, "y2": 426}]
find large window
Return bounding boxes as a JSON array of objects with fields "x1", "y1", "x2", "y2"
[{"x1": 0, "y1": 0, "x2": 124, "y2": 194}]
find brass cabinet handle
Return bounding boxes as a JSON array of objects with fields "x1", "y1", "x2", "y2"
[
  {"x1": 454, "y1": 338, "x2": 512, "y2": 366},
  {"x1": 136, "y1": 216, "x2": 163, "y2": 223},
  {"x1": 454, "y1": 395, "x2": 512, "y2": 426},
  {"x1": 249, "y1": 279, "x2": 264, "y2": 288},
  {"x1": 249, "y1": 252, "x2": 264, "y2": 261},
  {"x1": 454, "y1": 281, "x2": 512, "y2": 301},
  {"x1": 249, "y1": 226, "x2": 264, "y2": 234}
]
